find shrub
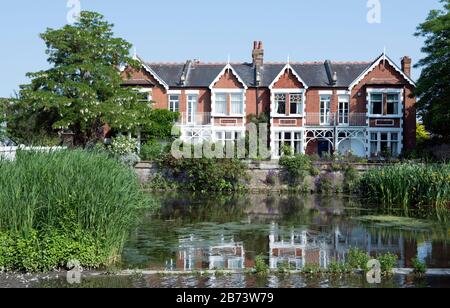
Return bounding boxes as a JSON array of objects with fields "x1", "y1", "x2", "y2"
[
  {"x1": 411, "y1": 257, "x2": 427, "y2": 275},
  {"x1": 0, "y1": 150, "x2": 150, "y2": 272},
  {"x1": 265, "y1": 170, "x2": 277, "y2": 186},
  {"x1": 347, "y1": 248, "x2": 370, "y2": 271},
  {"x1": 301, "y1": 263, "x2": 322, "y2": 274},
  {"x1": 109, "y1": 135, "x2": 137, "y2": 156},
  {"x1": 316, "y1": 173, "x2": 334, "y2": 194},
  {"x1": 327, "y1": 261, "x2": 352, "y2": 274},
  {"x1": 377, "y1": 252, "x2": 398, "y2": 274},
  {"x1": 343, "y1": 164, "x2": 359, "y2": 193},
  {"x1": 158, "y1": 155, "x2": 248, "y2": 192},
  {"x1": 254, "y1": 255, "x2": 269, "y2": 276},
  {"x1": 279, "y1": 154, "x2": 313, "y2": 185},
  {"x1": 140, "y1": 140, "x2": 166, "y2": 161}
]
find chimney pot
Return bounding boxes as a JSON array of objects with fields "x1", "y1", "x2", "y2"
[{"x1": 253, "y1": 41, "x2": 258, "y2": 49}]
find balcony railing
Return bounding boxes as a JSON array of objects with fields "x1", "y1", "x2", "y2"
[
  {"x1": 178, "y1": 112, "x2": 212, "y2": 126},
  {"x1": 305, "y1": 113, "x2": 366, "y2": 127}
]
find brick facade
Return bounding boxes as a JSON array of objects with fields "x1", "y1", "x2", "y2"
[{"x1": 121, "y1": 42, "x2": 416, "y2": 158}]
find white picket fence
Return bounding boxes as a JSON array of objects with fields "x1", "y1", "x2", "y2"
[{"x1": 0, "y1": 146, "x2": 67, "y2": 161}]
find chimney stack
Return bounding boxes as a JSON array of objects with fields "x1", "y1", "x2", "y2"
[
  {"x1": 252, "y1": 41, "x2": 264, "y2": 68},
  {"x1": 401, "y1": 56, "x2": 412, "y2": 77}
]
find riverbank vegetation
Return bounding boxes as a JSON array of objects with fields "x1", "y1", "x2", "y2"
[
  {"x1": 358, "y1": 163, "x2": 450, "y2": 221},
  {"x1": 0, "y1": 150, "x2": 150, "y2": 272},
  {"x1": 149, "y1": 154, "x2": 249, "y2": 192}
]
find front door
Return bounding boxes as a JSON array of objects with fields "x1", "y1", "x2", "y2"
[
  {"x1": 318, "y1": 140, "x2": 330, "y2": 157},
  {"x1": 187, "y1": 95, "x2": 198, "y2": 124}
]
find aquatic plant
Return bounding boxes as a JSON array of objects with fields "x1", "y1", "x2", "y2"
[
  {"x1": 254, "y1": 255, "x2": 269, "y2": 276},
  {"x1": 347, "y1": 248, "x2": 370, "y2": 271},
  {"x1": 357, "y1": 163, "x2": 450, "y2": 221},
  {"x1": 411, "y1": 257, "x2": 427, "y2": 275},
  {"x1": 0, "y1": 150, "x2": 150, "y2": 272},
  {"x1": 377, "y1": 252, "x2": 398, "y2": 274}
]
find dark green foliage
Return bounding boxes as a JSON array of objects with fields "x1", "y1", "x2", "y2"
[
  {"x1": 411, "y1": 257, "x2": 427, "y2": 275},
  {"x1": 343, "y1": 164, "x2": 359, "y2": 192},
  {"x1": 254, "y1": 255, "x2": 269, "y2": 276},
  {"x1": 347, "y1": 248, "x2": 370, "y2": 271},
  {"x1": 0, "y1": 150, "x2": 151, "y2": 272},
  {"x1": 414, "y1": 1, "x2": 450, "y2": 142},
  {"x1": 279, "y1": 153, "x2": 314, "y2": 185},
  {"x1": 357, "y1": 163, "x2": 450, "y2": 220},
  {"x1": 157, "y1": 155, "x2": 248, "y2": 192},
  {"x1": 140, "y1": 140, "x2": 168, "y2": 161},
  {"x1": 377, "y1": 252, "x2": 398, "y2": 274},
  {"x1": 6, "y1": 11, "x2": 177, "y2": 147}
]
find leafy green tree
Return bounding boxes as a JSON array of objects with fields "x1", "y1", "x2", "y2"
[
  {"x1": 414, "y1": 1, "x2": 450, "y2": 142},
  {"x1": 9, "y1": 11, "x2": 172, "y2": 146}
]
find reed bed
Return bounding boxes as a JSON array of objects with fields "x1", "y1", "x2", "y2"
[
  {"x1": 358, "y1": 163, "x2": 450, "y2": 221},
  {"x1": 0, "y1": 150, "x2": 150, "y2": 271}
]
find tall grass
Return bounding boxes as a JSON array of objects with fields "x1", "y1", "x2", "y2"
[
  {"x1": 358, "y1": 163, "x2": 450, "y2": 221},
  {"x1": 0, "y1": 150, "x2": 150, "y2": 270}
]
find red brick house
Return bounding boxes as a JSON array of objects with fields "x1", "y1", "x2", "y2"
[{"x1": 121, "y1": 41, "x2": 416, "y2": 159}]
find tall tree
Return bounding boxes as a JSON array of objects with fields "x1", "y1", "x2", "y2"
[
  {"x1": 10, "y1": 11, "x2": 163, "y2": 146},
  {"x1": 414, "y1": 0, "x2": 450, "y2": 142}
]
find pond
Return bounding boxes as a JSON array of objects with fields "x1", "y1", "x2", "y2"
[{"x1": 38, "y1": 193, "x2": 450, "y2": 288}]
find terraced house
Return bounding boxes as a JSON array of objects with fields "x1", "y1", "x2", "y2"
[{"x1": 121, "y1": 41, "x2": 416, "y2": 159}]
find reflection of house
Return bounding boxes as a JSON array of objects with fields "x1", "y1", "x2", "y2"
[
  {"x1": 175, "y1": 235, "x2": 245, "y2": 271},
  {"x1": 269, "y1": 223, "x2": 414, "y2": 269},
  {"x1": 269, "y1": 223, "x2": 329, "y2": 270}
]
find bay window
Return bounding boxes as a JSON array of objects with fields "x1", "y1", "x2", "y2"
[
  {"x1": 274, "y1": 131, "x2": 303, "y2": 157},
  {"x1": 370, "y1": 131, "x2": 400, "y2": 157},
  {"x1": 369, "y1": 90, "x2": 402, "y2": 116},
  {"x1": 387, "y1": 94, "x2": 399, "y2": 115},
  {"x1": 230, "y1": 94, "x2": 243, "y2": 115},
  {"x1": 370, "y1": 93, "x2": 383, "y2": 115},
  {"x1": 275, "y1": 94, "x2": 286, "y2": 115},
  {"x1": 289, "y1": 94, "x2": 303, "y2": 115},
  {"x1": 213, "y1": 92, "x2": 244, "y2": 116},
  {"x1": 215, "y1": 93, "x2": 227, "y2": 115}
]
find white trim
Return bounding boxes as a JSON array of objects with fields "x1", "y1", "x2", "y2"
[
  {"x1": 209, "y1": 64, "x2": 248, "y2": 90},
  {"x1": 136, "y1": 56, "x2": 169, "y2": 90},
  {"x1": 271, "y1": 88, "x2": 304, "y2": 94},
  {"x1": 349, "y1": 54, "x2": 416, "y2": 90},
  {"x1": 367, "y1": 88, "x2": 402, "y2": 94},
  {"x1": 367, "y1": 127, "x2": 402, "y2": 132},
  {"x1": 167, "y1": 90, "x2": 182, "y2": 94},
  {"x1": 185, "y1": 90, "x2": 200, "y2": 95},
  {"x1": 319, "y1": 90, "x2": 333, "y2": 95},
  {"x1": 337, "y1": 90, "x2": 350, "y2": 95},
  {"x1": 369, "y1": 115, "x2": 402, "y2": 119},
  {"x1": 269, "y1": 64, "x2": 309, "y2": 90},
  {"x1": 211, "y1": 89, "x2": 245, "y2": 94}
]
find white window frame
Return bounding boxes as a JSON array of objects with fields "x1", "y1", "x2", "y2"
[
  {"x1": 320, "y1": 95, "x2": 331, "y2": 125},
  {"x1": 367, "y1": 88, "x2": 403, "y2": 118},
  {"x1": 211, "y1": 89, "x2": 245, "y2": 117},
  {"x1": 214, "y1": 93, "x2": 227, "y2": 115},
  {"x1": 338, "y1": 95, "x2": 350, "y2": 126},
  {"x1": 168, "y1": 94, "x2": 180, "y2": 113},
  {"x1": 369, "y1": 130, "x2": 401, "y2": 157},
  {"x1": 230, "y1": 93, "x2": 244, "y2": 116},
  {"x1": 273, "y1": 130, "x2": 303, "y2": 157},
  {"x1": 271, "y1": 89, "x2": 305, "y2": 117},
  {"x1": 134, "y1": 88, "x2": 152, "y2": 104}
]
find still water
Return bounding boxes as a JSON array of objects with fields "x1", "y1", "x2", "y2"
[
  {"x1": 122, "y1": 193, "x2": 449, "y2": 271},
  {"x1": 37, "y1": 193, "x2": 450, "y2": 288}
]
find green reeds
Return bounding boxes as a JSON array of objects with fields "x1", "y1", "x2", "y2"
[{"x1": 358, "y1": 163, "x2": 450, "y2": 221}]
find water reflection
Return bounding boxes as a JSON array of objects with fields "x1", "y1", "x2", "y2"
[{"x1": 122, "y1": 193, "x2": 449, "y2": 271}]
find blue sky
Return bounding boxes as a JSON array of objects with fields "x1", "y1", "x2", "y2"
[{"x1": 0, "y1": 0, "x2": 443, "y2": 97}]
